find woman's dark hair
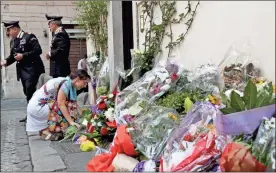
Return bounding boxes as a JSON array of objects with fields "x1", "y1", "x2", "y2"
[{"x1": 69, "y1": 69, "x2": 91, "y2": 80}]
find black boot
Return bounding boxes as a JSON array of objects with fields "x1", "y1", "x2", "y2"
[
  {"x1": 19, "y1": 116, "x2": 27, "y2": 122},
  {"x1": 19, "y1": 99, "x2": 29, "y2": 122}
]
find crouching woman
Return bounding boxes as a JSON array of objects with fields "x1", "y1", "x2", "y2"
[{"x1": 26, "y1": 69, "x2": 91, "y2": 140}]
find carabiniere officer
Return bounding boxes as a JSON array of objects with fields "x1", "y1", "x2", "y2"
[
  {"x1": 45, "y1": 14, "x2": 71, "y2": 78},
  {"x1": 0, "y1": 21, "x2": 45, "y2": 122}
]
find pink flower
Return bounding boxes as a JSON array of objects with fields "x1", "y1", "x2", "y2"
[{"x1": 171, "y1": 73, "x2": 179, "y2": 81}]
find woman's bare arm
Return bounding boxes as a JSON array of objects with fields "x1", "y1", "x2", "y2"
[{"x1": 57, "y1": 89, "x2": 74, "y2": 124}]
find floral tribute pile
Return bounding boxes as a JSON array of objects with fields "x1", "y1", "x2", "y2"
[{"x1": 61, "y1": 41, "x2": 276, "y2": 172}]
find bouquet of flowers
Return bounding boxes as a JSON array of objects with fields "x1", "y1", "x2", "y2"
[
  {"x1": 187, "y1": 64, "x2": 221, "y2": 96},
  {"x1": 218, "y1": 39, "x2": 261, "y2": 91},
  {"x1": 80, "y1": 93, "x2": 118, "y2": 144},
  {"x1": 96, "y1": 59, "x2": 110, "y2": 96},
  {"x1": 215, "y1": 80, "x2": 275, "y2": 136},
  {"x1": 114, "y1": 58, "x2": 183, "y2": 125},
  {"x1": 161, "y1": 102, "x2": 224, "y2": 172},
  {"x1": 220, "y1": 117, "x2": 275, "y2": 172},
  {"x1": 128, "y1": 106, "x2": 181, "y2": 160}
]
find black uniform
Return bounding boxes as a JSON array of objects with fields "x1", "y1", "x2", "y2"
[
  {"x1": 46, "y1": 14, "x2": 71, "y2": 78},
  {"x1": 5, "y1": 30, "x2": 45, "y2": 102},
  {"x1": 49, "y1": 27, "x2": 71, "y2": 78}
]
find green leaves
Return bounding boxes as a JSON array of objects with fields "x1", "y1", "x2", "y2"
[
  {"x1": 243, "y1": 80, "x2": 257, "y2": 109},
  {"x1": 82, "y1": 109, "x2": 92, "y2": 122},
  {"x1": 184, "y1": 97, "x2": 194, "y2": 113},
  {"x1": 220, "y1": 107, "x2": 237, "y2": 114},
  {"x1": 255, "y1": 92, "x2": 272, "y2": 108},
  {"x1": 157, "y1": 90, "x2": 206, "y2": 114},
  {"x1": 230, "y1": 91, "x2": 246, "y2": 111},
  {"x1": 220, "y1": 80, "x2": 275, "y2": 115},
  {"x1": 255, "y1": 82, "x2": 274, "y2": 107}
]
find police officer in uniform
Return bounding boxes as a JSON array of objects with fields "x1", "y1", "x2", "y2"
[
  {"x1": 45, "y1": 14, "x2": 71, "y2": 78},
  {"x1": 1, "y1": 21, "x2": 45, "y2": 122}
]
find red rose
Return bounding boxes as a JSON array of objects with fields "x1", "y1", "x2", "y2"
[
  {"x1": 86, "y1": 123, "x2": 95, "y2": 133},
  {"x1": 183, "y1": 133, "x2": 194, "y2": 142},
  {"x1": 106, "y1": 121, "x2": 117, "y2": 128},
  {"x1": 98, "y1": 102, "x2": 107, "y2": 110},
  {"x1": 100, "y1": 127, "x2": 110, "y2": 136},
  {"x1": 171, "y1": 73, "x2": 179, "y2": 81}
]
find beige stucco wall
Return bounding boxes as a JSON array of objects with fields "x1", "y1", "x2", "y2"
[
  {"x1": 133, "y1": 1, "x2": 275, "y2": 83},
  {"x1": 1, "y1": 1, "x2": 77, "y2": 99}
]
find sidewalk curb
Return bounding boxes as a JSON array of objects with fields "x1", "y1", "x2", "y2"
[{"x1": 27, "y1": 132, "x2": 67, "y2": 172}]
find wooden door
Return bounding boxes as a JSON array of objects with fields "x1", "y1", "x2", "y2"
[{"x1": 69, "y1": 38, "x2": 87, "y2": 73}]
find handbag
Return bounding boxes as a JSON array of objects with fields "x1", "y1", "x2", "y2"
[{"x1": 47, "y1": 80, "x2": 77, "y2": 133}]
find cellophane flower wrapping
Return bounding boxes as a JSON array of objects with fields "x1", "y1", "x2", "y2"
[
  {"x1": 219, "y1": 117, "x2": 275, "y2": 172},
  {"x1": 114, "y1": 57, "x2": 183, "y2": 126},
  {"x1": 215, "y1": 104, "x2": 275, "y2": 136},
  {"x1": 187, "y1": 64, "x2": 221, "y2": 96},
  {"x1": 161, "y1": 102, "x2": 227, "y2": 172},
  {"x1": 128, "y1": 105, "x2": 181, "y2": 160},
  {"x1": 130, "y1": 49, "x2": 144, "y2": 82},
  {"x1": 218, "y1": 39, "x2": 261, "y2": 91},
  {"x1": 96, "y1": 59, "x2": 110, "y2": 96},
  {"x1": 252, "y1": 117, "x2": 276, "y2": 171}
]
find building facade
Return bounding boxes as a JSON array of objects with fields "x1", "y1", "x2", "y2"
[
  {"x1": 105, "y1": 1, "x2": 275, "y2": 88},
  {"x1": 1, "y1": 1, "x2": 86, "y2": 99}
]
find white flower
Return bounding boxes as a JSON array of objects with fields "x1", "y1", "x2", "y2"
[
  {"x1": 259, "y1": 138, "x2": 267, "y2": 144},
  {"x1": 108, "y1": 94, "x2": 114, "y2": 99},
  {"x1": 91, "y1": 120, "x2": 97, "y2": 127},
  {"x1": 264, "y1": 123, "x2": 271, "y2": 130},
  {"x1": 97, "y1": 122, "x2": 103, "y2": 127},
  {"x1": 87, "y1": 55, "x2": 98, "y2": 63},
  {"x1": 104, "y1": 108, "x2": 115, "y2": 122},
  {"x1": 82, "y1": 119, "x2": 88, "y2": 126},
  {"x1": 166, "y1": 78, "x2": 172, "y2": 84},
  {"x1": 225, "y1": 89, "x2": 244, "y2": 99}
]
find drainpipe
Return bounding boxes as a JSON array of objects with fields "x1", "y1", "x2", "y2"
[{"x1": 1, "y1": 23, "x2": 6, "y2": 98}]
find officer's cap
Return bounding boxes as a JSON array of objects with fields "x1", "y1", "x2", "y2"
[
  {"x1": 45, "y1": 14, "x2": 63, "y2": 24},
  {"x1": 2, "y1": 21, "x2": 20, "y2": 29}
]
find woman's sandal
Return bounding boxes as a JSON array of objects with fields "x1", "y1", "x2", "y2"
[{"x1": 39, "y1": 129, "x2": 63, "y2": 141}]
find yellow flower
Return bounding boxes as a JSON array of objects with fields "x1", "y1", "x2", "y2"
[
  {"x1": 208, "y1": 95, "x2": 220, "y2": 105},
  {"x1": 273, "y1": 85, "x2": 275, "y2": 93},
  {"x1": 257, "y1": 80, "x2": 264, "y2": 85},
  {"x1": 168, "y1": 113, "x2": 177, "y2": 120},
  {"x1": 80, "y1": 140, "x2": 96, "y2": 152}
]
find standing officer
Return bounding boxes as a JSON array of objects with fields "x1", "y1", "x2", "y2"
[
  {"x1": 1, "y1": 21, "x2": 45, "y2": 122},
  {"x1": 45, "y1": 14, "x2": 71, "y2": 78}
]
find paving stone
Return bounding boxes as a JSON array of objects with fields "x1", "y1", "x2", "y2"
[
  {"x1": 27, "y1": 131, "x2": 39, "y2": 137},
  {"x1": 33, "y1": 155, "x2": 66, "y2": 172},
  {"x1": 29, "y1": 136, "x2": 58, "y2": 156},
  {"x1": 16, "y1": 160, "x2": 32, "y2": 171}
]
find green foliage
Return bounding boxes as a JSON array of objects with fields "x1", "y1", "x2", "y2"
[
  {"x1": 157, "y1": 90, "x2": 206, "y2": 113},
  {"x1": 220, "y1": 80, "x2": 275, "y2": 114},
  {"x1": 96, "y1": 86, "x2": 108, "y2": 96},
  {"x1": 75, "y1": 1, "x2": 108, "y2": 54},
  {"x1": 138, "y1": 1, "x2": 200, "y2": 76},
  {"x1": 83, "y1": 109, "x2": 92, "y2": 122}
]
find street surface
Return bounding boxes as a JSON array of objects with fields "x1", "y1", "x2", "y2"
[
  {"x1": 1, "y1": 99, "x2": 95, "y2": 172},
  {"x1": 1, "y1": 99, "x2": 32, "y2": 171}
]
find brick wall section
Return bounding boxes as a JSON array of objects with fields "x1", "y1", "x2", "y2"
[{"x1": 1, "y1": 1, "x2": 77, "y2": 99}]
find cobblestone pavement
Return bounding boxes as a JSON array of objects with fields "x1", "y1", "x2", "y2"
[
  {"x1": 1, "y1": 99, "x2": 32, "y2": 171},
  {"x1": 1, "y1": 99, "x2": 95, "y2": 172}
]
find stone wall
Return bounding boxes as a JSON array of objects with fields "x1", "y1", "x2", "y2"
[{"x1": 1, "y1": 1, "x2": 77, "y2": 99}]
